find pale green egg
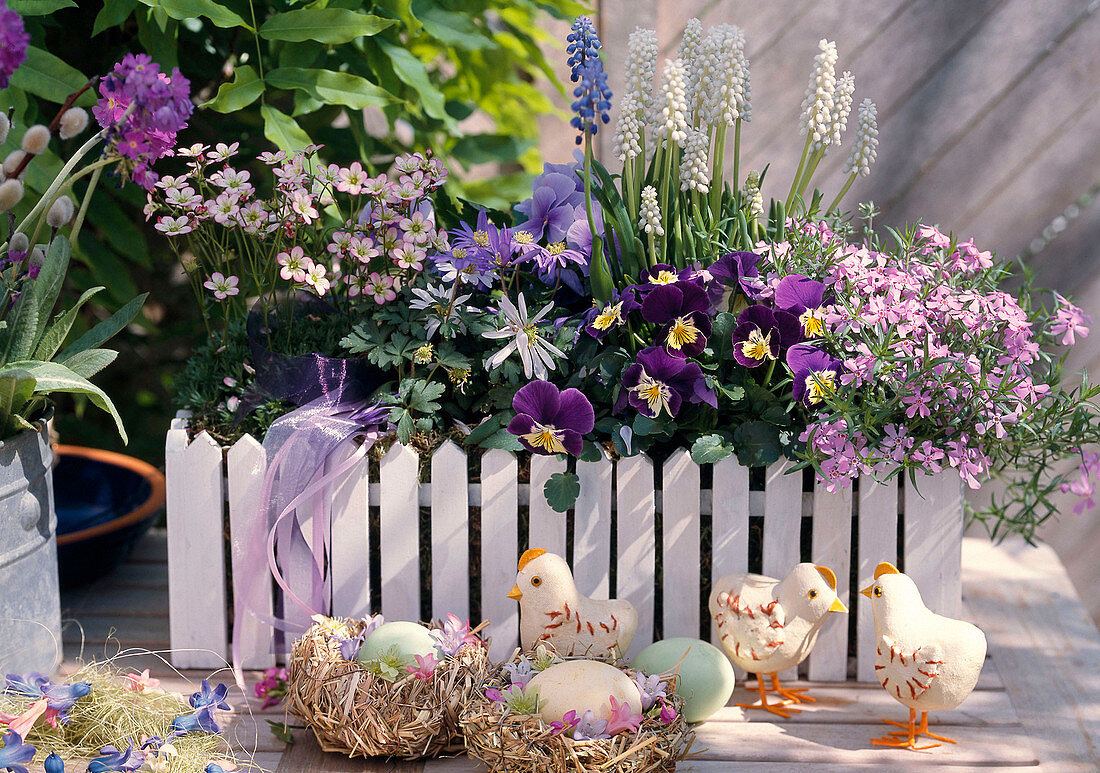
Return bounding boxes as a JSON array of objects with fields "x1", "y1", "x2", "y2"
[
  {"x1": 631, "y1": 638, "x2": 736, "y2": 723},
  {"x1": 357, "y1": 621, "x2": 437, "y2": 664}
]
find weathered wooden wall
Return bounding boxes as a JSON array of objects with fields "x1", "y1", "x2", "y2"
[{"x1": 537, "y1": 0, "x2": 1100, "y2": 624}]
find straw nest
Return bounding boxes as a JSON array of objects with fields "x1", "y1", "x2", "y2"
[
  {"x1": 287, "y1": 617, "x2": 492, "y2": 759},
  {"x1": 460, "y1": 654, "x2": 695, "y2": 773}
]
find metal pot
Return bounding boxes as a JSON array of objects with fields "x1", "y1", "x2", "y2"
[{"x1": 0, "y1": 418, "x2": 62, "y2": 675}]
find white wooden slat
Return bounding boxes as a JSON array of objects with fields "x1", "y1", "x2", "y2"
[
  {"x1": 763, "y1": 460, "x2": 803, "y2": 680},
  {"x1": 226, "y1": 436, "x2": 274, "y2": 669},
  {"x1": 431, "y1": 441, "x2": 469, "y2": 622},
  {"x1": 616, "y1": 454, "x2": 655, "y2": 656},
  {"x1": 480, "y1": 450, "x2": 519, "y2": 660},
  {"x1": 808, "y1": 480, "x2": 853, "y2": 681},
  {"x1": 710, "y1": 457, "x2": 749, "y2": 645},
  {"x1": 572, "y1": 451, "x2": 613, "y2": 599},
  {"x1": 857, "y1": 475, "x2": 898, "y2": 683},
  {"x1": 166, "y1": 430, "x2": 227, "y2": 668},
  {"x1": 904, "y1": 472, "x2": 963, "y2": 618},
  {"x1": 528, "y1": 454, "x2": 567, "y2": 557},
  {"x1": 380, "y1": 443, "x2": 420, "y2": 621},
  {"x1": 662, "y1": 450, "x2": 700, "y2": 639},
  {"x1": 329, "y1": 440, "x2": 370, "y2": 619}
]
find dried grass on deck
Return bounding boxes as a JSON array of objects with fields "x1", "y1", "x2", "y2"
[{"x1": 287, "y1": 618, "x2": 492, "y2": 759}]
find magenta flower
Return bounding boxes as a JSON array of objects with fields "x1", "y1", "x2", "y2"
[
  {"x1": 657, "y1": 696, "x2": 678, "y2": 724},
  {"x1": 774, "y1": 275, "x2": 830, "y2": 337},
  {"x1": 406, "y1": 653, "x2": 438, "y2": 680},
  {"x1": 620, "y1": 346, "x2": 714, "y2": 418},
  {"x1": 507, "y1": 380, "x2": 594, "y2": 456},
  {"x1": 786, "y1": 344, "x2": 843, "y2": 407},
  {"x1": 253, "y1": 667, "x2": 288, "y2": 710},
  {"x1": 484, "y1": 688, "x2": 506, "y2": 703},
  {"x1": 605, "y1": 695, "x2": 643, "y2": 735},
  {"x1": 0, "y1": 2, "x2": 28, "y2": 89},
  {"x1": 731, "y1": 305, "x2": 802, "y2": 368},
  {"x1": 641, "y1": 282, "x2": 713, "y2": 357},
  {"x1": 549, "y1": 709, "x2": 580, "y2": 735}
]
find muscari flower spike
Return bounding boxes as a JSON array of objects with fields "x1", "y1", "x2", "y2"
[
  {"x1": 567, "y1": 17, "x2": 612, "y2": 144},
  {"x1": 843, "y1": 98, "x2": 879, "y2": 177}
]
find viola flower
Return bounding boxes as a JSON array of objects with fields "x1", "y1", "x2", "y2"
[
  {"x1": 708, "y1": 250, "x2": 761, "y2": 299},
  {"x1": 203, "y1": 272, "x2": 239, "y2": 300},
  {"x1": 584, "y1": 288, "x2": 640, "y2": 339},
  {"x1": 731, "y1": 305, "x2": 802, "y2": 368},
  {"x1": 508, "y1": 380, "x2": 594, "y2": 456},
  {"x1": 0, "y1": 3, "x2": 29, "y2": 89},
  {"x1": 431, "y1": 613, "x2": 478, "y2": 657},
  {"x1": 620, "y1": 346, "x2": 714, "y2": 419},
  {"x1": 0, "y1": 730, "x2": 34, "y2": 773},
  {"x1": 483, "y1": 294, "x2": 565, "y2": 380},
  {"x1": 515, "y1": 172, "x2": 583, "y2": 242},
  {"x1": 641, "y1": 282, "x2": 713, "y2": 357},
  {"x1": 605, "y1": 695, "x2": 644, "y2": 735},
  {"x1": 406, "y1": 653, "x2": 438, "y2": 680},
  {"x1": 786, "y1": 344, "x2": 843, "y2": 407},
  {"x1": 365, "y1": 272, "x2": 396, "y2": 305},
  {"x1": 88, "y1": 742, "x2": 145, "y2": 773},
  {"x1": 774, "y1": 275, "x2": 831, "y2": 337},
  {"x1": 640, "y1": 263, "x2": 692, "y2": 289},
  {"x1": 123, "y1": 669, "x2": 160, "y2": 693}
]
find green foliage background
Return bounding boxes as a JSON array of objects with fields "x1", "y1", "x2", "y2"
[{"x1": 0, "y1": 0, "x2": 582, "y2": 462}]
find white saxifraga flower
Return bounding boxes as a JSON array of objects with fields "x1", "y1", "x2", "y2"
[
  {"x1": 679, "y1": 128, "x2": 711, "y2": 193},
  {"x1": 843, "y1": 98, "x2": 879, "y2": 176},
  {"x1": 640, "y1": 185, "x2": 664, "y2": 236},
  {"x1": 799, "y1": 39, "x2": 838, "y2": 150},
  {"x1": 744, "y1": 170, "x2": 763, "y2": 219},
  {"x1": 678, "y1": 18, "x2": 704, "y2": 109},
  {"x1": 612, "y1": 91, "x2": 644, "y2": 163},
  {"x1": 828, "y1": 71, "x2": 855, "y2": 150},
  {"x1": 654, "y1": 58, "x2": 690, "y2": 148},
  {"x1": 623, "y1": 27, "x2": 658, "y2": 114},
  {"x1": 701, "y1": 24, "x2": 751, "y2": 128}
]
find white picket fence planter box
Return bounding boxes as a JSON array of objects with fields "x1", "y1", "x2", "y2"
[{"x1": 164, "y1": 414, "x2": 964, "y2": 682}]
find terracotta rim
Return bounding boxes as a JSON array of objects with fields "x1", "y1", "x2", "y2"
[{"x1": 53, "y1": 445, "x2": 166, "y2": 546}]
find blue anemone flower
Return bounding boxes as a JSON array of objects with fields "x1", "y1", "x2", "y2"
[
  {"x1": 189, "y1": 680, "x2": 229, "y2": 711},
  {"x1": 0, "y1": 731, "x2": 35, "y2": 773}
]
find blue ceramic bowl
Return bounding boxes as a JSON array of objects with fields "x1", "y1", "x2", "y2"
[{"x1": 54, "y1": 446, "x2": 165, "y2": 589}]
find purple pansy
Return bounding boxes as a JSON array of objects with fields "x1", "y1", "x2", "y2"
[
  {"x1": 635, "y1": 263, "x2": 698, "y2": 295},
  {"x1": 0, "y1": 730, "x2": 34, "y2": 773},
  {"x1": 774, "y1": 275, "x2": 830, "y2": 337},
  {"x1": 507, "y1": 380, "x2": 595, "y2": 455},
  {"x1": 786, "y1": 344, "x2": 843, "y2": 406},
  {"x1": 4, "y1": 673, "x2": 91, "y2": 723},
  {"x1": 620, "y1": 346, "x2": 715, "y2": 418},
  {"x1": 708, "y1": 251, "x2": 762, "y2": 301},
  {"x1": 641, "y1": 282, "x2": 713, "y2": 357},
  {"x1": 584, "y1": 287, "x2": 640, "y2": 339},
  {"x1": 0, "y1": 2, "x2": 29, "y2": 90},
  {"x1": 515, "y1": 172, "x2": 583, "y2": 242},
  {"x1": 731, "y1": 305, "x2": 802, "y2": 368},
  {"x1": 88, "y1": 743, "x2": 145, "y2": 773}
]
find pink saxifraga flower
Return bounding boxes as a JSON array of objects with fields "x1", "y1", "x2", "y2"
[
  {"x1": 366, "y1": 272, "x2": 396, "y2": 305},
  {"x1": 305, "y1": 262, "x2": 330, "y2": 296},
  {"x1": 203, "y1": 272, "x2": 239, "y2": 300},
  {"x1": 278, "y1": 246, "x2": 310, "y2": 283}
]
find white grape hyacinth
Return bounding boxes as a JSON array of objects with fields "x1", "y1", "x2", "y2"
[
  {"x1": 828, "y1": 71, "x2": 856, "y2": 150},
  {"x1": 679, "y1": 128, "x2": 711, "y2": 193},
  {"x1": 678, "y1": 18, "x2": 705, "y2": 111},
  {"x1": 744, "y1": 170, "x2": 764, "y2": 219},
  {"x1": 640, "y1": 185, "x2": 664, "y2": 236},
  {"x1": 654, "y1": 58, "x2": 690, "y2": 148},
  {"x1": 612, "y1": 91, "x2": 644, "y2": 163},
  {"x1": 843, "y1": 98, "x2": 879, "y2": 177},
  {"x1": 701, "y1": 24, "x2": 751, "y2": 128},
  {"x1": 799, "y1": 39, "x2": 838, "y2": 150},
  {"x1": 623, "y1": 27, "x2": 658, "y2": 114}
]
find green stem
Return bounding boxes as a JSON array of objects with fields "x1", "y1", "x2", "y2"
[
  {"x1": 786, "y1": 134, "x2": 813, "y2": 212},
  {"x1": 709, "y1": 123, "x2": 727, "y2": 223},
  {"x1": 248, "y1": 0, "x2": 265, "y2": 80},
  {"x1": 827, "y1": 172, "x2": 857, "y2": 213},
  {"x1": 732, "y1": 117, "x2": 742, "y2": 197},
  {"x1": 69, "y1": 163, "x2": 103, "y2": 245},
  {"x1": 797, "y1": 148, "x2": 825, "y2": 203}
]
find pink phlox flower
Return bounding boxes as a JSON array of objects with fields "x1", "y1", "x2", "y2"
[
  {"x1": 880, "y1": 424, "x2": 913, "y2": 462},
  {"x1": 1061, "y1": 452, "x2": 1099, "y2": 514},
  {"x1": 902, "y1": 391, "x2": 932, "y2": 419},
  {"x1": 406, "y1": 653, "x2": 438, "y2": 680},
  {"x1": 1050, "y1": 293, "x2": 1091, "y2": 345},
  {"x1": 916, "y1": 224, "x2": 951, "y2": 250}
]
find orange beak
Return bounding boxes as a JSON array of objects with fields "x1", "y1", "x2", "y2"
[
  {"x1": 829, "y1": 597, "x2": 848, "y2": 613},
  {"x1": 860, "y1": 585, "x2": 874, "y2": 599},
  {"x1": 507, "y1": 584, "x2": 523, "y2": 601}
]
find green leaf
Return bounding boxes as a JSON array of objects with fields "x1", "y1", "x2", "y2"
[
  {"x1": 450, "y1": 134, "x2": 534, "y2": 166},
  {"x1": 33, "y1": 286, "x2": 103, "y2": 361},
  {"x1": 30, "y1": 236, "x2": 71, "y2": 333},
  {"x1": 259, "y1": 9, "x2": 395, "y2": 44},
  {"x1": 201, "y1": 65, "x2": 264, "y2": 113},
  {"x1": 578, "y1": 441, "x2": 603, "y2": 462},
  {"x1": 261, "y1": 104, "x2": 313, "y2": 153},
  {"x1": 544, "y1": 471, "x2": 580, "y2": 514},
  {"x1": 712, "y1": 312, "x2": 735, "y2": 360},
  {"x1": 691, "y1": 434, "x2": 734, "y2": 464},
  {"x1": 375, "y1": 0, "x2": 420, "y2": 35},
  {"x1": 93, "y1": 0, "x2": 139, "y2": 36},
  {"x1": 266, "y1": 720, "x2": 296, "y2": 746},
  {"x1": 0, "y1": 370, "x2": 36, "y2": 432},
  {"x1": 9, "y1": 47, "x2": 94, "y2": 105},
  {"x1": 465, "y1": 413, "x2": 506, "y2": 445},
  {"x1": 478, "y1": 428, "x2": 523, "y2": 451},
  {"x1": 58, "y1": 293, "x2": 147, "y2": 362},
  {"x1": 61, "y1": 348, "x2": 118, "y2": 379},
  {"x1": 136, "y1": 0, "x2": 250, "y2": 30},
  {"x1": 13, "y1": 360, "x2": 127, "y2": 442},
  {"x1": 411, "y1": 1, "x2": 491, "y2": 49},
  {"x1": 733, "y1": 421, "x2": 782, "y2": 468},
  {"x1": 0, "y1": 292, "x2": 39, "y2": 367},
  {"x1": 376, "y1": 38, "x2": 451, "y2": 126},
  {"x1": 8, "y1": 0, "x2": 76, "y2": 14},
  {"x1": 265, "y1": 68, "x2": 397, "y2": 110}
]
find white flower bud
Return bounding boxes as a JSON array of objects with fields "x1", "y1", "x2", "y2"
[
  {"x1": 29, "y1": 245, "x2": 46, "y2": 268},
  {"x1": 46, "y1": 195, "x2": 75, "y2": 228},
  {"x1": 654, "y1": 58, "x2": 690, "y2": 148},
  {"x1": 0, "y1": 179, "x2": 25, "y2": 212},
  {"x1": 612, "y1": 91, "x2": 644, "y2": 163},
  {"x1": 828, "y1": 71, "x2": 855, "y2": 150},
  {"x1": 9, "y1": 232, "x2": 29, "y2": 254},
  {"x1": 3, "y1": 150, "x2": 26, "y2": 178},
  {"x1": 623, "y1": 28, "x2": 658, "y2": 116},
  {"x1": 843, "y1": 98, "x2": 879, "y2": 177},
  {"x1": 744, "y1": 170, "x2": 763, "y2": 219},
  {"x1": 679, "y1": 128, "x2": 711, "y2": 193},
  {"x1": 58, "y1": 107, "x2": 89, "y2": 140},
  {"x1": 0, "y1": 112, "x2": 9, "y2": 145},
  {"x1": 799, "y1": 39, "x2": 838, "y2": 150},
  {"x1": 21, "y1": 124, "x2": 51, "y2": 156},
  {"x1": 640, "y1": 185, "x2": 664, "y2": 236}
]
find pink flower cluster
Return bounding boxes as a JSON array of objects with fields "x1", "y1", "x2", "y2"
[{"x1": 253, "y1": 666, "x2": 288, "y2": 710}]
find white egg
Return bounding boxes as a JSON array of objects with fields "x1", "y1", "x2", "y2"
[{"x1": 526, "y1": 660, "x2": 642, "y2": 724}]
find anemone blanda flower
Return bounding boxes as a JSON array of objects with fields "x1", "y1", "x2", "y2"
[
  {"x1": 731, "y1": 305, "x2": 802, "y2": 368},
  {"x1": 0, "y1": 730, "x2": 34, "y2": 773},
  {"x1": 483, "y1": 293, "x2": 565, "y2": 380},
  {"x1": 514, "y1": 171, "x2": 582, "y2": 242},
  {"x1": 620, "y1": 346, "x2": 715, "y2": 419},
  {"x1": 641, "y1": 282, "x2": 713, "y2": 357},
  {"x1": 786, "y1": 344, "x2": 843, "y2": 406},
  {"x1": 584, "y1": 288, "x2": 640, "y2": 339},
  {"x1": 774, "y1": 274, "x2": 831, "y2": 337},
  {"x1": 507, "y1": 380, "x2": 594, "y2": 455}
]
